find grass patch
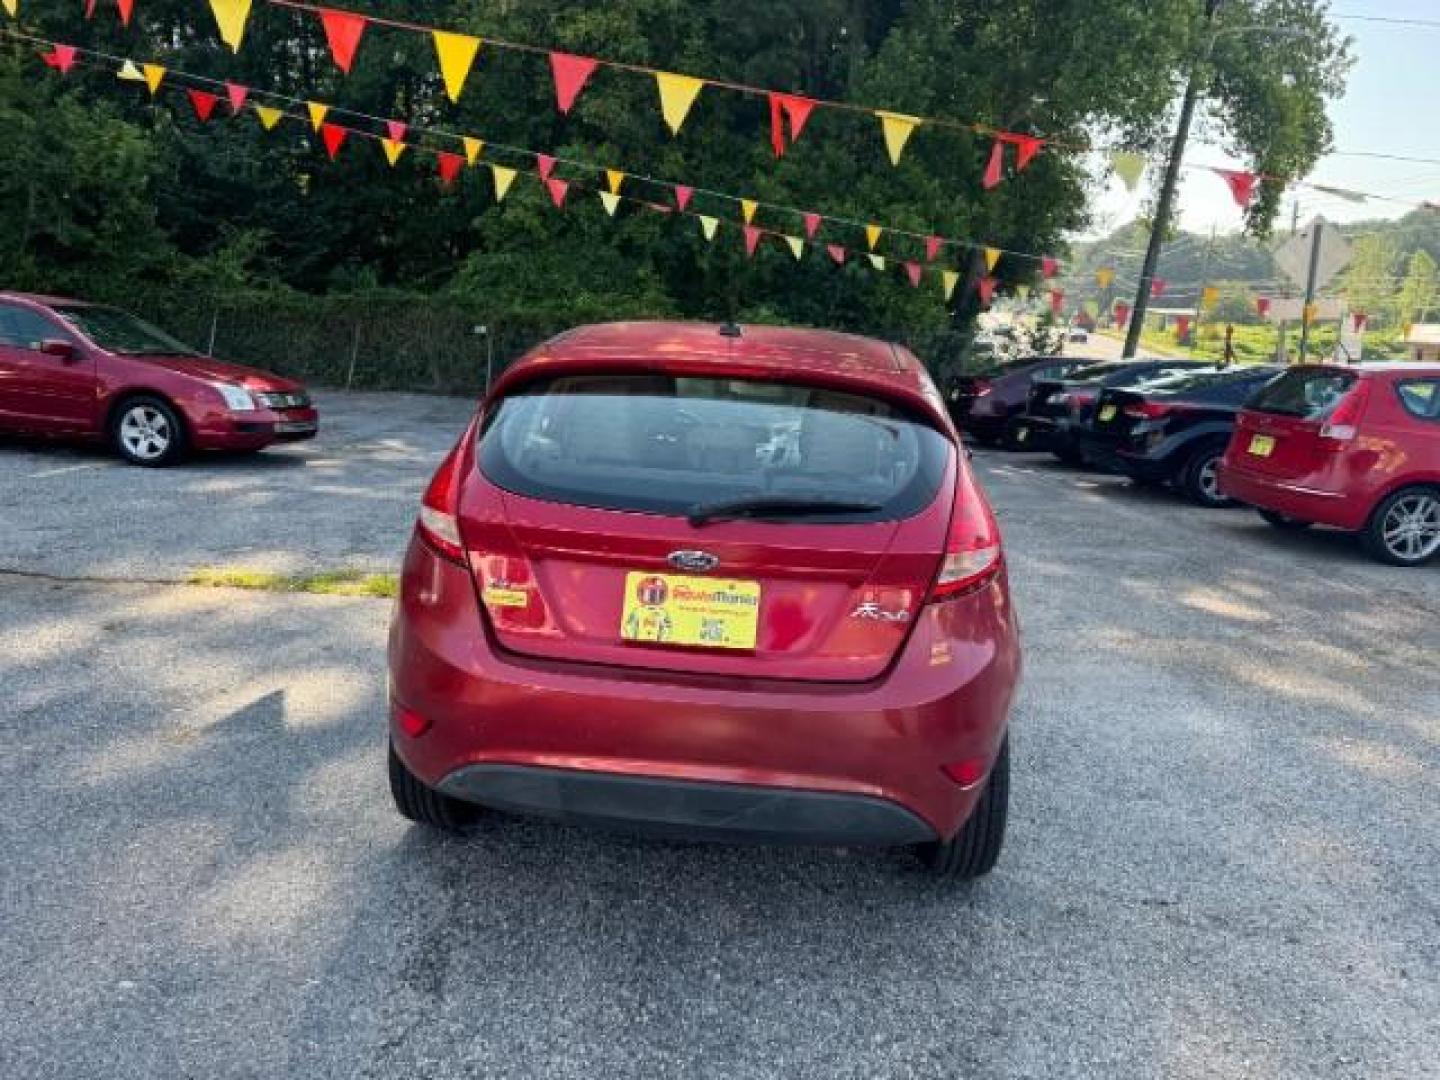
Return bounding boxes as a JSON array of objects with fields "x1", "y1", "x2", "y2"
[{"x1": 187, "y1": 567, "x2": 399, "y2": 598}]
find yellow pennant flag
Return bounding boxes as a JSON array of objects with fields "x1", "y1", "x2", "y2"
[
  {"x1": 1111, "y1": 151, "x2": 1146, "y2": 193},
  {"x1": 868, "y1": 254, "x2": 886, "y2": 272},
  {"x1": 142, "y1": 64, "x2": 166, "y2": 96},
  {"x1": 655, "y1": 72, "x2": 704, "y2": 135},
  {"x1": 462, "y1": 136, "x2": 484, "y2": 165},
  {"x1": 381, "y1": 139, "x2": 405, "y2": 166},
  {"x1": 942, "y1": 271, "x2": 960, "y2": 302},
  {"x1": 491, "y1": 165, "x2": 517, "y2": 202},
  {"x1": 599, "y1": 192, "x2": 621, "y2": 217},
  {"x1": 253, "y1": 104, "x2": 283, "y2": 130},
  {"x1": 606, "y1": 170, "x2": 625, "y2": 195},
  {"x1": 786, "y1": 236, "x2": 804, "y2": 261},
  {"x1": 1, "y1": 0, "x2": 14, "y2": 16},
  {"x1": 1201, "y1": 285, "x2": 1219, "y2": 311},
  {"x1": 306, "y1": 102, "x2": 328, "y2": 131},
  {"x1": 699, "y1": 216, "x2": 719, "y2": 242},
  {"x1": 433, "y1": 31, "x2": 482, "y2": 104},
  {"x1": 117, "y1": 60, "x2": 145, "y2": 82},
  {"x1": 984, "y1": 247, "x2": 1001, "y2": 273},
  {"x1": 1303, "y1": 302, "x2": 1319, "y2": 325},
  {"x1": 866, "y1": 225, "x2": 883, "y2": 251},
  {"x1": 740, "y1": 199, "x2": 758, "y2": 225},
  {"x1": 1095, "y1": 267, "x2": 1116, "y2": 289},
  {"x1": 209, "y1": 0, "x2": 252, "y2": 54},
  {"x1": 1016, "y1": 284, "x2": 1031, "y2": 301},
  {"x1": 876, "y1": 110, "x2": 922, "y2": 166}
]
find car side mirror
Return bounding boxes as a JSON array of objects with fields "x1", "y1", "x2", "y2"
[{"x1": 40, "y1": 339, "x2": 79, "y2": 362}]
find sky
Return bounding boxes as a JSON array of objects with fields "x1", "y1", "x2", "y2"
[{"x1": 1084, "y1": 0, "x2": 1440, "y2": 239}]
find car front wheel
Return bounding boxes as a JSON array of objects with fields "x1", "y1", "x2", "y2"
[
  {"x1": 915, "y1": 736, "x2": 1009, "y2": 880},
  {"x1": 1362, "y1": 486, "x2": 1440, "y2": 566},
  {"x1": 112, "y1": 396, "x2": 185, "y2": 467}
]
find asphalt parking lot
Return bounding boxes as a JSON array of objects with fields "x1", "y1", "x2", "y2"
[{"x1": 2, "y1": 393, "x2": 1437, "y2": 1079}]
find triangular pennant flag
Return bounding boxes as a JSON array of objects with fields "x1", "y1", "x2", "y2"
[
  {"x1": 1352, "y1": 310, "x2": 1367, "y2": 332},
  {"x1": 1007, "y1": 133, "x2": 1044, "y2": 172},
  {"x1": 320, "y1": 123, "x2": 347, "y2": 161},
  {"x1": 142, "y1": 64, "x2": 165, "y2": 96},
  {"x1": 803, "y1": 213, "x2": 822, "y2": 240},
  {"x1": 319, "y1": 9, "x2": 367, "y2": 74},
  {"x1": 739, "y1": 198, "x2": 758, "y2": 224},
  {"x1": 768, "y1": 92, "x2": 817, "y2": 157},
  {"x1": 437, "y1": 152, "x2": 464, "y2": 188},
  {"x1": 868, "y1": 254, "x2": 886, "y2": 272},
  {"x1": 116, "y1": 0, "x2": 134, "y2": 24},
  {"x1": 1256, "y1": 297, "x2": 1271, "y2": 319},
  {"x1": 1041, "y1": 256, "x2": 1059, "y2": 278},
  {"x1": 655, "y1": 72, "x2": 704, "y2": 135},
  {"x1": 606, "y1": 170, "x2": 625, "y2": 195},
  {"x1": 1050, "y1": 289, "x2": 1065, "y2": 315},
  {"x1": 253, "y1": 104, "x2": 283, "y2": 130},
  {"x1": 386, "y1": 120, "x2": 407, "y2": 143},
  {"x1": 982, "y1": 139, "x2": 1005, "y2": 189},
  {"x1": 1, "y1": 0, "x2": 14, "y2": 15},
  {"x1": 876, "y1": 111, "x2": 921, "y2": 166},
  {"x1": 545, "y1": 177, "x2": 570, "y2": 209},
  {"x1": 1175, "y1": 315, "x2": 1191, "y2": 339},
  {"x1": 433, "y1": 31, "x2": 482, "y2": 104},
  {"x1": 306, "y1": 102, "x2": 328, "y2": 131},
  {"x1": 1016, "y1": 284, "x2": 1031, "y2": 301},
  {"x1": 536, "y1": 154, "x2": 556, "y2": 182},
  {"x1": 491, "y1": 165, "x2": 517, "y2": 202},
  {"x1": 978, "y1": 276, "x2": 998, "y2": 307},
  {"x1": 925, "y1": 236, "x2": 943, "y2": 263},
  {"x1": 208, "y1": 0, "x2": 252, "y2": 54},
  {"x1": 599, "y1": 191, "x2": 621, "y2": 217},
  {"x1": 1216, "y1": 168, "x2": 1259, "y2": 209},
  {"x1": 743, "y1": 225, "x2": 762, "y2": 257},
  {"x1": 1302, "y1": 303, "x2": 1318, "y2": 325},
  {"x1": 984, "y1": 247, "x2": 1001, "y2": 273},
  {"x1": 186, "y1": 89, "x2": 220, "y2": 122},
  {"x1": 225, "y1": 83, "x2": 248, "y2": 113},
  {"x1": 865, "y1": 224, "x2": 882, "y2": 251},
  {"x1": 117, "y1": 60, "x2": 145, "y2": 82},
  {"x1": 904, "y1": 262, "x2": 923, "y2": 288},
  {"x1": 826, "y1": 245, "x2": 847, "y2": 266},
  {"x1": 549, "y1": 52, "x2": 598, "y2": 115},
  {"x1": 699, "y1": 216, "x2": 719, "y2": 242},
  {"x1": 1111, "y1": 151, "x2": 1146, "y2": 192},
  {"x1": 462, "y1": 136, "x2": 484, "y2": 165},
  {"x1": 1114, "y1": 301, "x2": 1131, "y2": 328},
  {"x1": 381, "y1": 139, "x2": 405, "y2": 166},
  {"x1": 786, "y1": 236, "x2": 805, "y2": 261},
  {"x1": 1150, "y1": 277, "x2": 1167, "y2": 298},
  {"x1": 1095, "y1": 267, "x2": 1115, "y2": 290},
  {"x1": 942, "y1": 271, "x2": 960, "y2": 302},
  {"x1": 42, "y1": 46, "x2": 77, "y2": 75},
  {"x1": 1201, "y1": 285, "x2": 1219, "y2": 311},
  {"x1": 672, "y1": 185, "x2": 693, "y2": 213}
]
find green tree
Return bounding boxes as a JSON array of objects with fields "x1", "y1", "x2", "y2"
[
  {"x1": 1395, "y1": 250, "x2": 1437, "y2": 327},
  {"x1": 1343, "y1": 234, "x2": 1400, "y2": 328}
]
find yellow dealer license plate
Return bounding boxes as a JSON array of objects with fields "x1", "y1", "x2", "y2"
[
  {"x1": 1248, "y1": 434, "x2": 1276, "y2": 458},
  {"x1": 1099, "y1": 404, "x2": 1118, "y2": 422},
  {"x1": 620, "y1": 572, "x2": 760, "y2": 650}
]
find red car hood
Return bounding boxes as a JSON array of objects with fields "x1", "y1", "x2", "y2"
[{"x1": 127, "y1": 354, "x2": 305, "y2": 393}]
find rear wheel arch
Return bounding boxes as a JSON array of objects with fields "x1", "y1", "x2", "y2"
[{"x1": 1179, "y1": 435, "x2": 1235, "y2": 506}]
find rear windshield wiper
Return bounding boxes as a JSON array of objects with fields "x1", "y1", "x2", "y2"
[{"x1": 687, "y1": 496, "x2": 883, "y2": 528}]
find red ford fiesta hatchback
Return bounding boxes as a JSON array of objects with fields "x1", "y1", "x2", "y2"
[{"x1": 388, "y1": 323, "x2": 1021, "y2": 878}]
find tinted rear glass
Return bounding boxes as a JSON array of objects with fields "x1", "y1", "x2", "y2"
[
  {"x1": 479, "y1": 374, "x2": 951, "y2": 521},
  {"x1": 1145, "y1": 368, "x2": 1278, "y2": 396},
  {"x1": 1246, "y1": 368, "x2": 1358, "y2": 419},
  {"x1": 1396, "y1": 379, "x2": 1439, "y2": 421},
  {"x1": 1066, "y1": 362, "x2": 1137, "y2": 382}
]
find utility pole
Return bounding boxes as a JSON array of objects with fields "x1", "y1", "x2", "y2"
[
  {"x1": 1123, "y1": 0, "x2": 1224, "y2": 358},
  {"x1": 1297, "y1": 221, "x2": 1325, "y2": 363}
]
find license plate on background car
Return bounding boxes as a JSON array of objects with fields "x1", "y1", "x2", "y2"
[
  {"x1": 620, "y1": 572, "x2": 760, "y2": 650},
  {"x1": 1015, "y1": 426, "x2": 1029, "y2": 443},
  {"x1": 1248, "y1": 434, "x2": 1276, "y2": 457},
  {"x1": 1099, "y1": 404, "x2": 1117, "y2": 422}
]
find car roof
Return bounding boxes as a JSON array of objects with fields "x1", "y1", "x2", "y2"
[
  {"x1": 0, "y1": 291, "x2": 88, "y2": 308},
  {"x1": 1279, "y1": 361, "x2": 1440, "y2": 378}
]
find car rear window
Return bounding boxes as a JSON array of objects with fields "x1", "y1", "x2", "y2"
[
  {"x1": 478, "y1": 374, "x2": 951, "y2": 522},
  {"x1": 1245, "y1": 368, "x2": 1359, "y2": 419},
  {"x1": 1396, "y1": 379, "x2": 1439, "y2": 421}
]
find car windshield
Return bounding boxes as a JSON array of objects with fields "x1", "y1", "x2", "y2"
[
  {"x1": 53, "y1": 305, "x2": 198, "y2": 356},
  {"x1": 479, "y1": 373, "x2": 951, "y2": 522},
  {"x1": 1246, "y1": 368, "x2": 1358, "y2": 419}
]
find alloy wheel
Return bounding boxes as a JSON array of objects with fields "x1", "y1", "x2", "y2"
[
  {"x1": 1381, "y1": 493, "x2": 1440, "y2": 562},
  {"x1": 119, "y1": 406, "x2": 172, "y2": 463},
  {"x1": 1197, "y1": 457, "x2": 1221, "y2": 502}
]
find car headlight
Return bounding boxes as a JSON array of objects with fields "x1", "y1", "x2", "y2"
[{"x1": 210, "y1": 382, "x2": 257, "y2": 412}]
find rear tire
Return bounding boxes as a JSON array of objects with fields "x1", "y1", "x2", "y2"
[
  {"x1": 1180, "y1": 445, "x2": 1232, "y2": 508},
  {"x1": 1361, "y1": 486, "x2": 1440, "y2": 567},
  {"x1": 389, "y1": 742, "x2": 480, "y2": 830},
  {"x1": 111, "y1": 395, "x2": 185, "y2": 467},
  {"x1": 1259, "y1": 510, "x2": 1311, "y2": 531},
  {"x1": 916, "y1": 736, "x2": 1009, "y2": 880},
  {"x1": 1052, "y1": 445, "x2": 1082, "y2": 466}
]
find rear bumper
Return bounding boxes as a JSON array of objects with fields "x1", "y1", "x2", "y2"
[
  {"x1": 388, "y1": 538, "x2": 1020, "y2": 844},
  {"x1": 1217, "y1": 460, "x2": 1361, "y2": 529}
]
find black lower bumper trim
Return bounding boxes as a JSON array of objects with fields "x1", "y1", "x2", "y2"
[{"x1": 438, "y1": 764, "x2": 937, "y2": 846}]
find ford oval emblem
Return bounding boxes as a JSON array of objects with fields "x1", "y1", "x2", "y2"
[{"x1": 668, "y1": 550, "x2": 720, "y2": 573}]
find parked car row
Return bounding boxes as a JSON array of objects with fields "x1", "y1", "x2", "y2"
[{"x1": 950, "y1": 356, "x2": 1440, "y2": 566}]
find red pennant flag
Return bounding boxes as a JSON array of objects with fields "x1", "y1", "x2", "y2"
[
  {"x1": 187, "y1": 89, "x2": 221, "y2": 122},
  {"x1": 549, "y1": 52, "x2": 599, "y2": 115},
  {"x1": 1175, "y1": 315, "x2": 1191, "y2": 339},
  {"x1": 319, "y1": 9, "x2": 367, "y2": 74},
  {"x1": 85, "y1": 0, "x2": 97, "y2": 18},
  {"x1": 545, "y1": 177, "x2": 570, "y2": 209},
  {"x1": 982, "y1": 139, "x2": 1005, "y2": 190},
  {"x1": 225, "y1": 83, "x2": 249, "y2": 113},
  {"x1": 1352, "y1": 310, "x2": 1368, "y2": 332},
  {"x1": 674, "y1": 185, "x2": 693, "y2": 212},
  {"x1": 1216, "y1": 168, "x2": 1259, "y2": 209},
  {"x1": 116, "y1": 0, "x2": 134, "y2": 26},
  {"x1": 1042, "y1": 256, "x2": 1059, "y2": 278},
  {"x1": 905, "y1": 262, "x2": 923, "y2": 288},
  {"x1": 386, "y1": 120, "x2": 407, "y2": 143},
  {"x1": 768, "y1": 92, "x2": 817, "y2": 157},
  {"x1": 925, "y1": 236, "x2": 943, "y2": 263},
  {"x1": 1049, "y1": 289, "x2": 1065, "y2": 315},
  {"x1": 437, "y1": 152, "x2": 464, "y2": 188},
  {"x1": 826, "y1": 244, "x2": 847, "y2": 266},
  {"x1": 1256, "y1": 297, "x2": 1271, "y2": 319},
  {"x1": 1150, "y1": 277, "x2": 1167, "y2": 299},
  {"x1": 320, "y1": 123, "x2": 348, "y2": 160},
  {"x1": 1006, "y1": 133, "x2": 1045, "y2": 172},
  {"x1": 536, "y1": 155, "x2": 557, "y2": 182},
  {"x1": 42, "y1": 46, "x2": 78, "y2": 75},
  {"x1": 978, "y1": 276, "x2": 998, "y2": 306},
  {"x1": 803, "y1": 213, "x2": 822, "y2": 240},
  {"x1": 743, "y1": 226, "x2": 763, "y2": 257},
  {"x1": 1114, "y1": 301, "x2": 1131, "y2": 328}
]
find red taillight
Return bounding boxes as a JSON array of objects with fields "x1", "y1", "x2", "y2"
[
  {"x1": 1319, "y1": 379, "x2": 1371, "y2": 442},
  {"x1": 1123, "y1": 400, "x2": 1172, "y2": 420},
  {"x1": 417, "y1": 444, "x2": 466, "y2": 564},
  {"x1": 931, "y1": 473, "x2": 1003, "y2": 601},
  {"x1": 1068, "y1": 391, "x2": 1095, "y2": 416},
  {"x1": 973, "y1": 380, "x2": 993, "y2": 398}
]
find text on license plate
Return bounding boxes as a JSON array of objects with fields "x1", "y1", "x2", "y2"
[
  {"x1": 1248, "y1": 434, "x2": 1276, "y2": 457},
  {"x1": 620, "y1": 572, "x2": 760, "y2": 650},
  {"x1": 1098, "y1": 404, "x2": 1118, "y2": 422}
]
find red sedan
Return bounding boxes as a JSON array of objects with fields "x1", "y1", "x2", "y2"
[
  {"x1": 1220, "y1": 362, "x2": 1440, "y2": 565},
  {"x1": 0, "y1": 292, "x2": 317, "y2": 466},
  {"x1": 387, "y1": 322, "x2": 1022, "y2": 879}
]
